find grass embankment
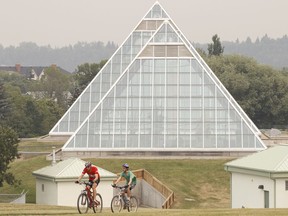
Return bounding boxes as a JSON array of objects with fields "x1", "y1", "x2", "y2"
[
  {"x1": 0, "y1": 156, "x2": 50, "y2": 203},
  {"x1": 18, "y1": 140, "x2": 64, "y2": 152},
  {"x1": 2, "y1": 140, "x2": 233, "y2": 208},
  {"x1": 1, "y1": 140, "x2": 65, "y2": 202},
  {"x1": 91, "y1": 158, "x2": 231, "y2": 209},
  {"x1": 0, "y1": 155, "x2": 231, "y2": 208}
]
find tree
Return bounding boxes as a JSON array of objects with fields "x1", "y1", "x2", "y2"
[
  {"x1": 195, "y1": 48, "x2": 207, "y2": 58},
  {"x1": 206, "y1": 54, "x2": 288, "y2": 128},
  {"x1": 41, "y1": 66, "x2": 71, "y2": 109},
  {"x1": 25, "y1": 99, "x2": 44, "y2": 135},
  {"x1": 0, "y1": 125, "x2": 19, "y2": 187},
  {"x1": 3, "y1": 84, "x2": 32, "y2": 137},
  {"x1": 0, "y1": 72, "x2": 66, "y2": 137},
  {"x1": 208, "y1": 34, "x2": 224, "y2": 56},
  {"x1": 0, "y1": 81, "x2": 11, "y2": 122},
  {"x1": 69, "y1": 60, "x2": 107, "y2": 105},
  {"x1": 37, "y1": 99, "x2": 64, "y2": 133}
]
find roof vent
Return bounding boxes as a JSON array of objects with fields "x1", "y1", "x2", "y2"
[{"x1": 51, "y1": 147, "x2": 57, "y2": 166}]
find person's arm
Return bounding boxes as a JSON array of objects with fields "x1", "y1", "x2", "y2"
[
  {"x1": 114, "y1": 175, "x2": 122, "y2": 185},
  {"x1": 94, "y1": 173, "x2": 99, "y2": 183},
  {"x1": 75, "y1": 173, "x2": 84, "y2": 183},
  {"x1": 96, "y1": 173, "x2": 99, "y2": 180},
  {"x1": 128, "y1": 178, "x2": 132, "y2": 186},
  {"x1": 127, "y1": 172, "x2": 133, "y2": 186}
]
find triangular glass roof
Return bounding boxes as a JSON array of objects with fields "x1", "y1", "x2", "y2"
[{"x1": 50, "y1": 2, "x2": 266, "y2": 151}]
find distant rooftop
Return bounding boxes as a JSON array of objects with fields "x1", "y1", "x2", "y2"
[{"x1": 0, "y1": 64, "x2": 70, "y2": 77}]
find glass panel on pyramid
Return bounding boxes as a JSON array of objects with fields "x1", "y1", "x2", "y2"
[{"x1": 52, "y1": 2, "x2": 266, "y2": 152}]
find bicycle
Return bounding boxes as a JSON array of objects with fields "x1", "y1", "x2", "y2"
[
  {"x1": 111, "y1": 184, "x2": 138, "y2": 213},
  {"x1": 76, "y1": 181, "x2": 103, "y2": 214}
]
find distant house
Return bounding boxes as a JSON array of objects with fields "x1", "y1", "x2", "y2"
[
  {"x1": 0, "y1": 64, "x2": 69, "y2": 80},
  {"x1": 32, "y1": 158, "x2": 117, "y2": 207},
  {"x1": 225, "y1": 145, "x2": 288, "y2": 208}
]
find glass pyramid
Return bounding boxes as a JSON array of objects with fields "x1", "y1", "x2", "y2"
[{"x1": 50, "y1": 2, "x2": 266, "y2": 151}]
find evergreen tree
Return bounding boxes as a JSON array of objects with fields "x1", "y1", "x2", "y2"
[
  {"x1": 207, "y1": 34, "x2": 224, "y2": 56},
  {"x1": 0, "y1": 125, "x2": 20, "y2": 187},
  {"x1": 0, "y1": 81, "x2": 10, "y2": 123}
]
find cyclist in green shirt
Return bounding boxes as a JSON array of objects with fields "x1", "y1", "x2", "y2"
[{"x1": 113, "y1": 163, "x2": 137, "y2": 202}]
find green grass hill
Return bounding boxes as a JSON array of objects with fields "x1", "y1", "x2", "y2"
[{"x1": 2, "y1": 140, "x2": 288, "y2": 215}]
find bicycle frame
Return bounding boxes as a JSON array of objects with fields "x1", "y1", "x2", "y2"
[
  {"x1": 80, "y1": 183, "x2": 93, "y2": 206},
  {"x1": 77, "y1": 181, "x2": 103, "y2": 214},
  {"x1": 116, "y1": 185, "x2": 129, "y2": 203},
  {"x1": 111, "y1": 185, "x2": 131, "y2": 212}
]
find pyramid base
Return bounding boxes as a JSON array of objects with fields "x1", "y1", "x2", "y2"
[{"x1": 54, "y1": 149, "x2": 259, "y2": 160}]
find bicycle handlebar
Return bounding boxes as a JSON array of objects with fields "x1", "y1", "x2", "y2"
[
  {"x1": 111, "y1": 184, "x2": 129, "y2": 189},
  {"x1": 75, "y1": 181, "x2": 91, "y2": 186}
]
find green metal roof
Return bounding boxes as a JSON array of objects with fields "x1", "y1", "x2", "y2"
[
  {"x1": 32, "y1": 157, "x2": 117, "y2": 180},
  {"x1": 225, "y1": 145, "x2": 288, "y2": 173}
]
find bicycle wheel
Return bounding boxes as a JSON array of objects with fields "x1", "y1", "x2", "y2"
[
  {"x1": 128, "y1": 196, "x2": 138, "y2": 212},
  {"x1": 94, "y1": 193, "x2": 103, "y2": 213},
  {"x1": 77, "y1": 193, "x2": 89, "y2": 214},
  {"x1": 111, "y1": 196, "x2": 123, "y2": 213}
]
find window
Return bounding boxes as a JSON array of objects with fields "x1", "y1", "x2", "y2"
[
  {"x1": 285, "y1": 181, "x2": 288, "y2": 190},
  {"x1": 42, "y1": 184, "x2": 45, "y2": 192}
]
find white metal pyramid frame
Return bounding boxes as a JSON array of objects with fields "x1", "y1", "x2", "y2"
[{"x1": 50, "y1": 2, "x2": 266, "y2": 152}]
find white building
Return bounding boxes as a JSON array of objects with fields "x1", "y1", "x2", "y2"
[
  {"x1": 32, "y1": 158, "x2": 117, "y2": 207},
  {"x1": 225, "y1": 145, "x2": 288, "y2": 208}
]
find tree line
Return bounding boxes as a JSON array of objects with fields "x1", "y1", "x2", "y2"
[
  {"x1": 194, "y1": 34, "x2": 288, "y2": 70},
  {"x1": 0, "y1": 34, "x2": 288, "y2": 72},
  {"x1": 0, "y1": 41, "x2": 117, "y2": 72}
]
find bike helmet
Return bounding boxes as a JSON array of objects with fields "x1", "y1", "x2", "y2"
[
  {"x1": 122, "y1": 163, "x2": 129, "y2": 168},
  {"x1": 85, "y1": 161, "x2": 92, "y2": 168}
]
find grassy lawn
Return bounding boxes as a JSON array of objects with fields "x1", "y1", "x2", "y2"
[
  {"x1": 18, "y1": 140, "x2": 65, "y2": 152},
  {"x1": 1, "y1": 204, "x2": 288, "y2": 216},
  {"x1": 0, "y1": 156, "x2": 51, "y2": 203}
]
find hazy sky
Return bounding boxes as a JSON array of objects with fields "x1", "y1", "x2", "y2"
[{"x1": 0, "y1": 0, "x2": 287, "y2": 47}]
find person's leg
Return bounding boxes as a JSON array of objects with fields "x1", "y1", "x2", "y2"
[
  {"x1": 92, "y1": 182, "x2": 97, "y2": 201},
  {"x1": 127, "y1": 183, "x2": 136, "y2": 200},
  {"x1": 126, "y1": 187, "x2": 131, "y2": 201},
  {"x1": 87, "y1": 185, "x2": 91, "y2": 191}
]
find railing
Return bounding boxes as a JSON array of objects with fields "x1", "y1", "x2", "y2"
[
  {"x1": 0, "y1": 190, "x2": 27, "y2": 203},
  {"x1": 132, "y1": 169, "x2": 175, "y2": 209}
]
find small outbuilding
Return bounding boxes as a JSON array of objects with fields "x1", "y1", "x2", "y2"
[
  {"x1": 32, "y1": 157, "x2": 117, "y2": 207},
  {"x1": 225, "y1": 145, "x2": 288, "y2": 208}
]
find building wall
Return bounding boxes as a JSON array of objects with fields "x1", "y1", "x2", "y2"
[
  {"x1": 113, "y1": 179, "x2": 165, "y2": 208},
  {"x1": 35, "y1": 178, "x2": 58, "y2": 205},
  {"x1": 92, "y1": 179, "x2": 115, "y2": 207},
  {"x1": 275, "y1": 179, "x2": 288, "y2": 208},
  {"x1": 10, "y1": 192, "x2": 26, "y2": 204},
  {"x1": 231, "y1": 172, "x2": 274, "y2": 208},
  {"x1": 141, "y1": 180, "x2": 165, "y2": 208},
  {"x1": 57, "y1": 181, "x2": 79, "y2": 207},
  {"x1": 57, "y1": 179, "x2": 114, "y2": 207}
]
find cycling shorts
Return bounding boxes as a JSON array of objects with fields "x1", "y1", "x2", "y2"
[
  {"x1": 88, "y1": 178, "x2": 100, "y2": 186},
  {"x1": 129, "y1": 183, "x2": 136, "y2": 190}
]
